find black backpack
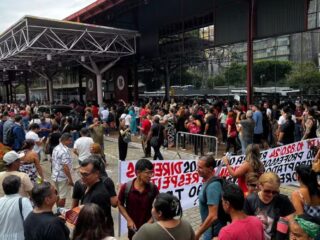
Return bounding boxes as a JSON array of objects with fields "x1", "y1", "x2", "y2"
[
  {"x1": 202, "y1": 176, "x2": 232, "y2": 236},
  {"x1": 6, "y1": 125, "x2": 16, "y2": 147}
]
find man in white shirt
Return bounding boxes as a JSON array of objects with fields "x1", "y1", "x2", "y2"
[
  {"x1": 73, "y1": 128, "x2": 94, "y2": 163},
  {"x1": 100, "y1": 106, "x2": 109, "y2": 122},
  {"x1": 0, "y1": 175, "x2": 33, "y2": 240},
  {"x1": 51, "y1": 133, "x2": 74, "y2": 207},
  {"x1": 25, "y1": 123, "x2": 43, "y2": 155}
]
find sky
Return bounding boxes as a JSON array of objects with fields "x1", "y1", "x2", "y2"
[{"x1": 0, "y1": 0, "x2": 97, "y2": 33}]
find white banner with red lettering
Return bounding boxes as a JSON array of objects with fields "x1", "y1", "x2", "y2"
[
  {"x1": 118, "y1": 159, "x2": 201, "y2": 236},
  {"x1": 215, "y1": 138, "x2": 319, "y2": 183},
  {"x1": 118, "y1": 138, "x2": 320, "y2": 236}
]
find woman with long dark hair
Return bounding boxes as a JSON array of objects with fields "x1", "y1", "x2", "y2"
[
  {"x1": 133, "y1": 193, "x2": 195, "y2": 240},
  {"x1": 72, "y1": 203, "x2": 116, "y2": 240},
  {"x1": 291, "y1": 165, "x2": 320, "y2": 218},
  {"x1": 223, "y1": 144, "x2": 264, "y2": 195}
]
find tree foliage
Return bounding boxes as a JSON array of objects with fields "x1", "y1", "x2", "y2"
[{"x1": 286, "y1": 62, "x2": 320, "y2": 94}]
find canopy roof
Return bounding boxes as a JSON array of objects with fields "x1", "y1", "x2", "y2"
[{"x1": 0, "y1": 15, "x2": 139, "y2": 70}]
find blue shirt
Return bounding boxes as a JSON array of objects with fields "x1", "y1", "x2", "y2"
[
  {"x1": 12, "y1": 124, "x2": 25, "y2": 151},
  {"x1": 39, "y1": 122, "x2": 51, "y2": 138},
  {"x1": 199, "y1": 181, "x2": 222, "y2": 240},
  {"x1": 252, "y1": 111, "x2": 263, "y2": 134}
]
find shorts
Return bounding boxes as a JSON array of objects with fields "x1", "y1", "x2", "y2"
[{"x1": 55, "y1": 180, "x2": 70, "y2": 199}]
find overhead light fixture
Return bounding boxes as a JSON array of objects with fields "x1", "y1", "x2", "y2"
[
  {"x1": 81, "y1": 56, "x2": 85, "y2": 62},
  {"x1": 58, "y1": 61, "x2": 62, "y2": 67},
  {"x1": 28, "y1": 60, "x2": 32, "y2": 66},
  {"x1": 47, "y1": 54, "x2": 52, "y2": 61}
]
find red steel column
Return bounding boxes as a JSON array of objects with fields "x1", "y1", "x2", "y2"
[{"x1": 246, "y1": 0, "x2": 255, "y2": 106}]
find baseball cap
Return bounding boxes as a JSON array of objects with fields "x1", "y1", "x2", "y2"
[{"x1": 3, "y1": 151, "x2": 25, "y2": 165}]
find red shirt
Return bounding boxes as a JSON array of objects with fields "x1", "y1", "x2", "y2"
[
  {"x1": 218, "y1": 216, "x2": 264, "y2": 240},
  {"x1": 118, "y1": 179, "x2": 159, "y2": 230},
  {"x1": 92, "y1": 106, "x2": 99, "y2": 118},
  {"x1": 226, "y1": 117, "x2": 237, "y2": 137},
  {"x1": 141, "y1": 119, "x2": 151, "y2": 135}
]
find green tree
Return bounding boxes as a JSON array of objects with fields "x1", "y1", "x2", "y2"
[
  {"x1": 253, "y1": 60, "x2": 292, "y2": 86},
  {"x1": 224, "y1": 62, "x2": 246, "y2": 86},
  {"x1": 286, "y1": 62, "x2": 320, "y2": 94}
]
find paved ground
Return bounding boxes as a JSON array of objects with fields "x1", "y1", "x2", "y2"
[{"x1": 40, "y1": 136, "x2": 296, "y2": 239}]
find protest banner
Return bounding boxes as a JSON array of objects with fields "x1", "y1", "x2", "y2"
[
  {"x1": 118, "y1": 138, "x2": 320, "y2": 236},
  {"x1": 215, "y1": 138, "x2": 320, "y2": 184},
  {"x1": 118, "y1": 159, "x2": 202, "y2": 236}
]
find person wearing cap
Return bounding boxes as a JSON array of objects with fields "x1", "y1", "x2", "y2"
[{"x1": 0, "y1": 150, "x2": 33, "y2": 197}]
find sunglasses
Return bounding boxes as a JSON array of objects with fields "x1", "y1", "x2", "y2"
[{"x1": 263, "y1": 189, "x2": 279, "y2": 195}]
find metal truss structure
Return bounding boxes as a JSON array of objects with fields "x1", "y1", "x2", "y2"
[{"x1": 0, "y1": 15, "x2": 138, "y2": 70}]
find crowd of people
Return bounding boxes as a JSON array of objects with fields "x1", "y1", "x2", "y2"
[{"x1": 0, "y1": 97, "x2": 319, "y2": 240}]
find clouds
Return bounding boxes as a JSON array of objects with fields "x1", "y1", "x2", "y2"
[{"x1": 0, "y1": 0, "x2": 96, "y2": 33}]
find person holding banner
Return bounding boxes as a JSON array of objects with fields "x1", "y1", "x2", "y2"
[
  {"x1": 222, "y1": 144, "x2": 264, "y2": 195},
  {"x1": 132, "y1": 193, "x2": 195, "y2": 240},
  {"x1": 244, "y1": 172, "x2": 295, "y2": 240}
]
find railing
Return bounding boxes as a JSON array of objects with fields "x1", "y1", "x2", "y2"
[{"x1": 176, "y1": 131, "x2": 218, "y2": 158}]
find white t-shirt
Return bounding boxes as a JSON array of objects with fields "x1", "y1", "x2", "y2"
[
  {"x1": 25, "y1": 131, "x2": 42, "y2": 153},
  {"x1": 101, "y1": 109, "x2": 109, "y2": 120},
  {"x1": 125, "y1": 114, "x2": 131, "y2": 126},
  {"x1": 0, "y1": 194, "x2": 33, "y2": 240},
  {"x1": 73, "y1": 137, "x2": 94, "y2": 161}
]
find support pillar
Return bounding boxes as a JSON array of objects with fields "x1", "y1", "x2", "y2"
[
  {"x1": 246, "y1": 0, "x2": 255, "y2": 106},
  {"x1": 24, "y1": 72, "x2": 30, "y2": 104},
  {"x1": 79, "y1": 57, "x2": 120, "y2": 106},
  {"x1": 96, "y1": 74, "x2": 103, "y2": 106}
]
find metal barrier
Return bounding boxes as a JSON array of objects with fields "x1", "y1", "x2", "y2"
[{"x1": 176, "y1": 131, "x2": 218, "y2": 158}]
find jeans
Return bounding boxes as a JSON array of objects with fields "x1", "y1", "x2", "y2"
[{"x1": 239, "y1": 136, "x2": 253, "y2": 155}]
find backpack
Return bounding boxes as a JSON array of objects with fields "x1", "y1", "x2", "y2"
[
  {"x1": 202, "y1": 176, "x2": 232, "y2": 236},
  {"x1": 123, "y1": 180, "x2": 157, "y2": 207},
  {"x1": 6, "y1": 125, "x2": 16, "y2": 147}
]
